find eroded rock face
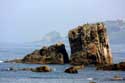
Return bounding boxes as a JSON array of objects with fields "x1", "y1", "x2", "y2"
[
  {"x1": 68, "y1": 23, "x2": 112, "y2": 65},
  {"x1": 22, "y1": 42, "x2": 69, "y2": 64}
]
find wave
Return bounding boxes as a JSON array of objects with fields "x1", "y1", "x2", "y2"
[{"x1": 87, "y1": 78, "x2": 94, "y2": 81}]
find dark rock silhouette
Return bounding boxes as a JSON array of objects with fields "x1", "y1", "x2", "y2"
[{"x1": 68, "y1": 23, "x2": 112, "y2": 65}]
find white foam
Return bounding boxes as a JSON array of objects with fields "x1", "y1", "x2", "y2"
[
  {"x1": 87, "y1": 78, "x2": 93, "y2": 81},
  {"x1": 0, "y1": 60, "x2": 3, "y2": 63},
  {"x1": 53, "y1": 68, "x2": 56, "y2": 71}
]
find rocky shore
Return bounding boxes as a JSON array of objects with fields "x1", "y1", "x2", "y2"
[{"x1": 5, "y1": 22, "x2": 125, "y2": 73}]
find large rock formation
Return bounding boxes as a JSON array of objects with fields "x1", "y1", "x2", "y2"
[
  {"x1": 22, "y1": 42, "x2": 69, "y2": 64},
  {"x1": 68, "y1": 23, "x2": 112, "y2": 65}
]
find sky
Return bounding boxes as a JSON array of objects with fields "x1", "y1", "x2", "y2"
[{"x1": 0, "y1": 0, "x2": 125, "y2": 43}]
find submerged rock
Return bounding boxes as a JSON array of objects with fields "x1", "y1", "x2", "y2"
[
  {"x1": 68, "y1": 23, "x2": 112, "y2": 65},
  {"x1": 5, "y1": 59, "x2": 22, "y2": 63},
  {"x1": 89, "y1": 82, "x2": 96, "y2": 83},
  {"x1": 112, "y1": 75, "x2": 123, "y2": 81},
  {"x1": 0, "y1": 66, "x2": 52, "y2": 72},
  {"x1": 22, "y1": 42, "x2": 69, "y2": 64}
]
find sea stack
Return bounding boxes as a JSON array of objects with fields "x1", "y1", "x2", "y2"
[
  {"x1": 68, "y1": 23, "x2": 112, "y2": 65},
  {"x1": 22, "y1": 42, "x2": 69, "y2": 64}
]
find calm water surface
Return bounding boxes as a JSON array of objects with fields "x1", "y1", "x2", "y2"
[{"x1": 0, "y1": 46, "x2": 125, "y2": 83}]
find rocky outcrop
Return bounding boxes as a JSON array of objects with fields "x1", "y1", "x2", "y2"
[
  {"x1": 68, "y1": 23, "x2": 112, "y2": 65},
  {"x1": 96, "y1": 62, "x2": 125, "y2": 71},
  {"x1": 22, "y1": 42, "x2": 69, "y2": 64}
]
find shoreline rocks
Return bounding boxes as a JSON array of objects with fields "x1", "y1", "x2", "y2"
[
  {"x1": 0, "y1": 66, "x2": 52, "y2": 72},
  {"x1": 68, "y1": 23, "x2": 112, "y2": 65},
  {"x1": 6, "y1": 22, "x2": 113, "y2": 67},
  {"x1": 96, "y1": 62, "x2": 125, "y2": 71}
]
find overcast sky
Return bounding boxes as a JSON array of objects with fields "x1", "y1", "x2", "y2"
[{"x1": 0, "y1": 0, "x2": 125, "y2": 43}]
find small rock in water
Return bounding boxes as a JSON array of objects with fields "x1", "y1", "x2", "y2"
[
  {"x1": 64, "y1": 65, "x2": 84, "y2": 74},
  {"x1": 32, "y1": 66, "x2": 52, "y2": 72},
  {"x1": 89, "y1": 81, "x2": 96, "y2": 83},
  {"x1": 112, "y1": 75, "x2": 123, "y2": 80},
  {"x1": 96, "y1": 62, "x2": 125, "y2": 71},
  {"x1": 64, "y1": 67, "x2": 78, "y2": 74},
  {"x1": 0, "y1": 67, "x2": 15, "y2": 71}
]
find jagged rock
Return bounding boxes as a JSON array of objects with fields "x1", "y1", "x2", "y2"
[
  {"x1": 96, "y1": 62, "x2": 125, "y2": 71},
  {"x1": 64, "y1": 65, "x2": 84, "y2": 74},
  {"x1": 68, "y1": 23, "x2": 112, "y2": 65},
  {"x1": 22, "y1": 42, "x2": 69, "y2": 64},
  {"x1": 32, "y1": 66, "x2": 52, "y2": 72}
]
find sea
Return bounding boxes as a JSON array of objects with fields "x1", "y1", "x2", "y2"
[{"x1": 0, "y1": 44, "x2": 125, "y2": 83}]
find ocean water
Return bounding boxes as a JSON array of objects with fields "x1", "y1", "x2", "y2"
[
  {"x1": 0, "y1": 63, "x2": 125, "y2": 83},
  {"x1": 0, "y1": 45, "x2": 125, "y2": 83}
]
